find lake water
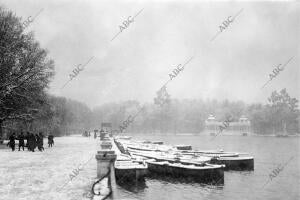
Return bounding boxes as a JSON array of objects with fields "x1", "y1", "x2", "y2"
[
  {"x1": 0, "y1": 135, "x2": 299, "y2": 200},
  {"x1": 113, "y1": 134, "x2": 300, "y2": 200}
]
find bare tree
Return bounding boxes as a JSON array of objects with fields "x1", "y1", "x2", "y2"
[{"x1": 0, "y1": 7, "x2": 54, "y2": 139}]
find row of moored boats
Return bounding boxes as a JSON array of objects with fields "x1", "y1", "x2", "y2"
[{"x1": 113, "y1": 136, "x2": 254, "y2": 185}]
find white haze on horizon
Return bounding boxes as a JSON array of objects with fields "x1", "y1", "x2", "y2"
[{"x1": 1, "y1": 0, "x2": 299, "y2": 109}]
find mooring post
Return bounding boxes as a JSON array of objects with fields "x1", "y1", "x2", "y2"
[
  {"x1": 95, "y1": 149, "x2": 116, "y2": 178},
  {"x1": 95, "y1": 135, "x2": 116, "y2": 176},
  {"x1": 93, "y1": 131, "x2": 118, "y2": 199},
  {"x1": 95, "y1": 130, "x2": 117, "y2": 196},
  {"x1": 100, "y1": 130, "x2": 105, "y2": 140}
]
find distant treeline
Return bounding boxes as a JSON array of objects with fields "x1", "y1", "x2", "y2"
[
  {"x1": 2, "y1": 88, "x2": 299, "y2": 137},
  {"x1": 1, "y1": 95, "x2": 92, "y2": 137},
  {"x1": 91, "y1": 89, "x2": 299, "y2": 135}
]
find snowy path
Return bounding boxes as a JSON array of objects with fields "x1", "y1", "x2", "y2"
[{"x1": 0, "y1": 136, "x2": 101, "y2": 200}]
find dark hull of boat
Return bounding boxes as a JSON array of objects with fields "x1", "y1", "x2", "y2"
[
  {"x1": 115, "y1": 168, "x2": 148, "y2": 183},
  {"x1": 152, "y1": 141, "x2": 164, "y2": 145},
  {"x1": 175, "y1": 145, "x2": 192, "y2": 150},
  {"x1": 147, "y1": 162, "x2": 224, "y2": 184},
  {"x1": 210, "y1": 157, "x2": 254, "y2": 171}
]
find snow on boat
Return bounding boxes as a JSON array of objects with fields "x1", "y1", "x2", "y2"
[
  {"x1": 114, "y1": 154, "x2": 148, "y2": 182},
  {"x1": 116, "y1": 136, "x2": 132, "y2": 140},
  {"x1": 126, "y1": 143, "x2": 174, "y2": 152},
  {"x1": 128, "y1": 149, "x2": 213, "y2": 167},
  {"x1": 127, "y1": 145, "x2": 156, "y2": 151},
  {"x1": 179, "y1": 150, "x2": 254, "y2": 170},
  {"x1": 115, "y1": 138, "x2": 254, "y2": 171},
  {"x1": 180, "y1": 150, "x2": 240, "y2": 157},
  {"x1": 129, "y1": 149, "x2": 179, "y2": 161},
  {"x1": 114, "y1": 139, "x2": 129, "y2": 155},
  {"x1": 146, "y1": 160, "x2": 225, "y2": 184}
]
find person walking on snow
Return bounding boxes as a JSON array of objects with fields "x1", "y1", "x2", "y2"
[
  {"x1": 8, "y1": 133, "x2": 16, "y2": 151},
  {"x1": 37, "y1": 132, "x2": 44, "y2": 151},
  {"x1": 48, "y1": 134, "x2": 54, "y2": 147},
  {"x1": 18, "y1": 132, "x2": 25, "y2": 151},
  {"x1": 28, "y1": 133, "x2": 36, "y2": 152}
]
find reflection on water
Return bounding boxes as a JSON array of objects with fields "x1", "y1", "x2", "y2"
[
  {"x1": 146, "y1": 173, "x2": 224, "y2": 186},
  {"x1": 116, "y1": 179, "x2": 148, "y2": 193}
]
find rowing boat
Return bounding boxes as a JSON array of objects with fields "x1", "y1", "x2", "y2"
[
  {"x1": 114, "y1": 154, "x2": 148, "y2": 182},
  {"x1": 146, "y1": 160, "x2": 225, "y2": 184}
]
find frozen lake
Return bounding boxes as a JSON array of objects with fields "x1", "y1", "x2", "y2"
[{"x1": 0, "y1": 135, "x2": 299, "y2": 200}]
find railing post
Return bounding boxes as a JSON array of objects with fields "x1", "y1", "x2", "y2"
[
  {"x1": 94, "y1": 131, "x2": 117, "y2": 199},
  {"x1": 95, "y1": 135, "x2": 116, "y2": 178}
]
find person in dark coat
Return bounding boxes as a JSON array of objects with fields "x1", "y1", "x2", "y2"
[
  {"x1": 8, "y1": 133, "x2": 16, "y2": 151},
  {"x1": 18, "y1": 132, "x2": 25, "y2": 151},
  {"x1": 35, "y1": 134, "x2": 39, "y2": 150},
  {"x1": 48, "y1": 134, "x2": 54, "y2": 147},
  {"x1": 32, "y1": 133, "x2": 37, "y2": 151},
  {"x1": 33, "y1": 133, "x2": 37, "y2": 151},
  {"x1": 27, "y1": 133, "x2": 32, "y2": 151},
  {"x1": 47, "y1": 135, "x2": 51, "y2": 147},
  {"x1": 28, "y1": 133, "x2": 36, "y2": 152},
  {"x1": 37, "y1": 132, "x2": 44, "y2": 151},
  {"x1": 25, "y1": 132, "x2": 30, "y2": 150}
]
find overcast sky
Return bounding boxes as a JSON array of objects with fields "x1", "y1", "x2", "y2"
[{"x1": 1, "y1": 0, "x2": 299, "y2": 108}]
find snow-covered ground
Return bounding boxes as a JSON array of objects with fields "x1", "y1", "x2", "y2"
[{"x1": 0, "y1": 136, "x2": 101, "y2": 200}]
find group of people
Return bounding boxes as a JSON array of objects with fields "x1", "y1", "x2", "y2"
[
  {"x1": 7, "y1": 132, "x2": 54, "y2": 152},
  {"x1": 82, "y1": 130, "x2": 105, "y2": 139},
  {"x1": 82, "y1": 130, "x2": 98, "y2": 139},
  {"x1": 82, "y1": 131, "x2": 91, "y2": 137}
]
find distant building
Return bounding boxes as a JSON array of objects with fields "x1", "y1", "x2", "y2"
[{"x1": 205, "y1": 115, "x2": 251, "y2": 136}]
